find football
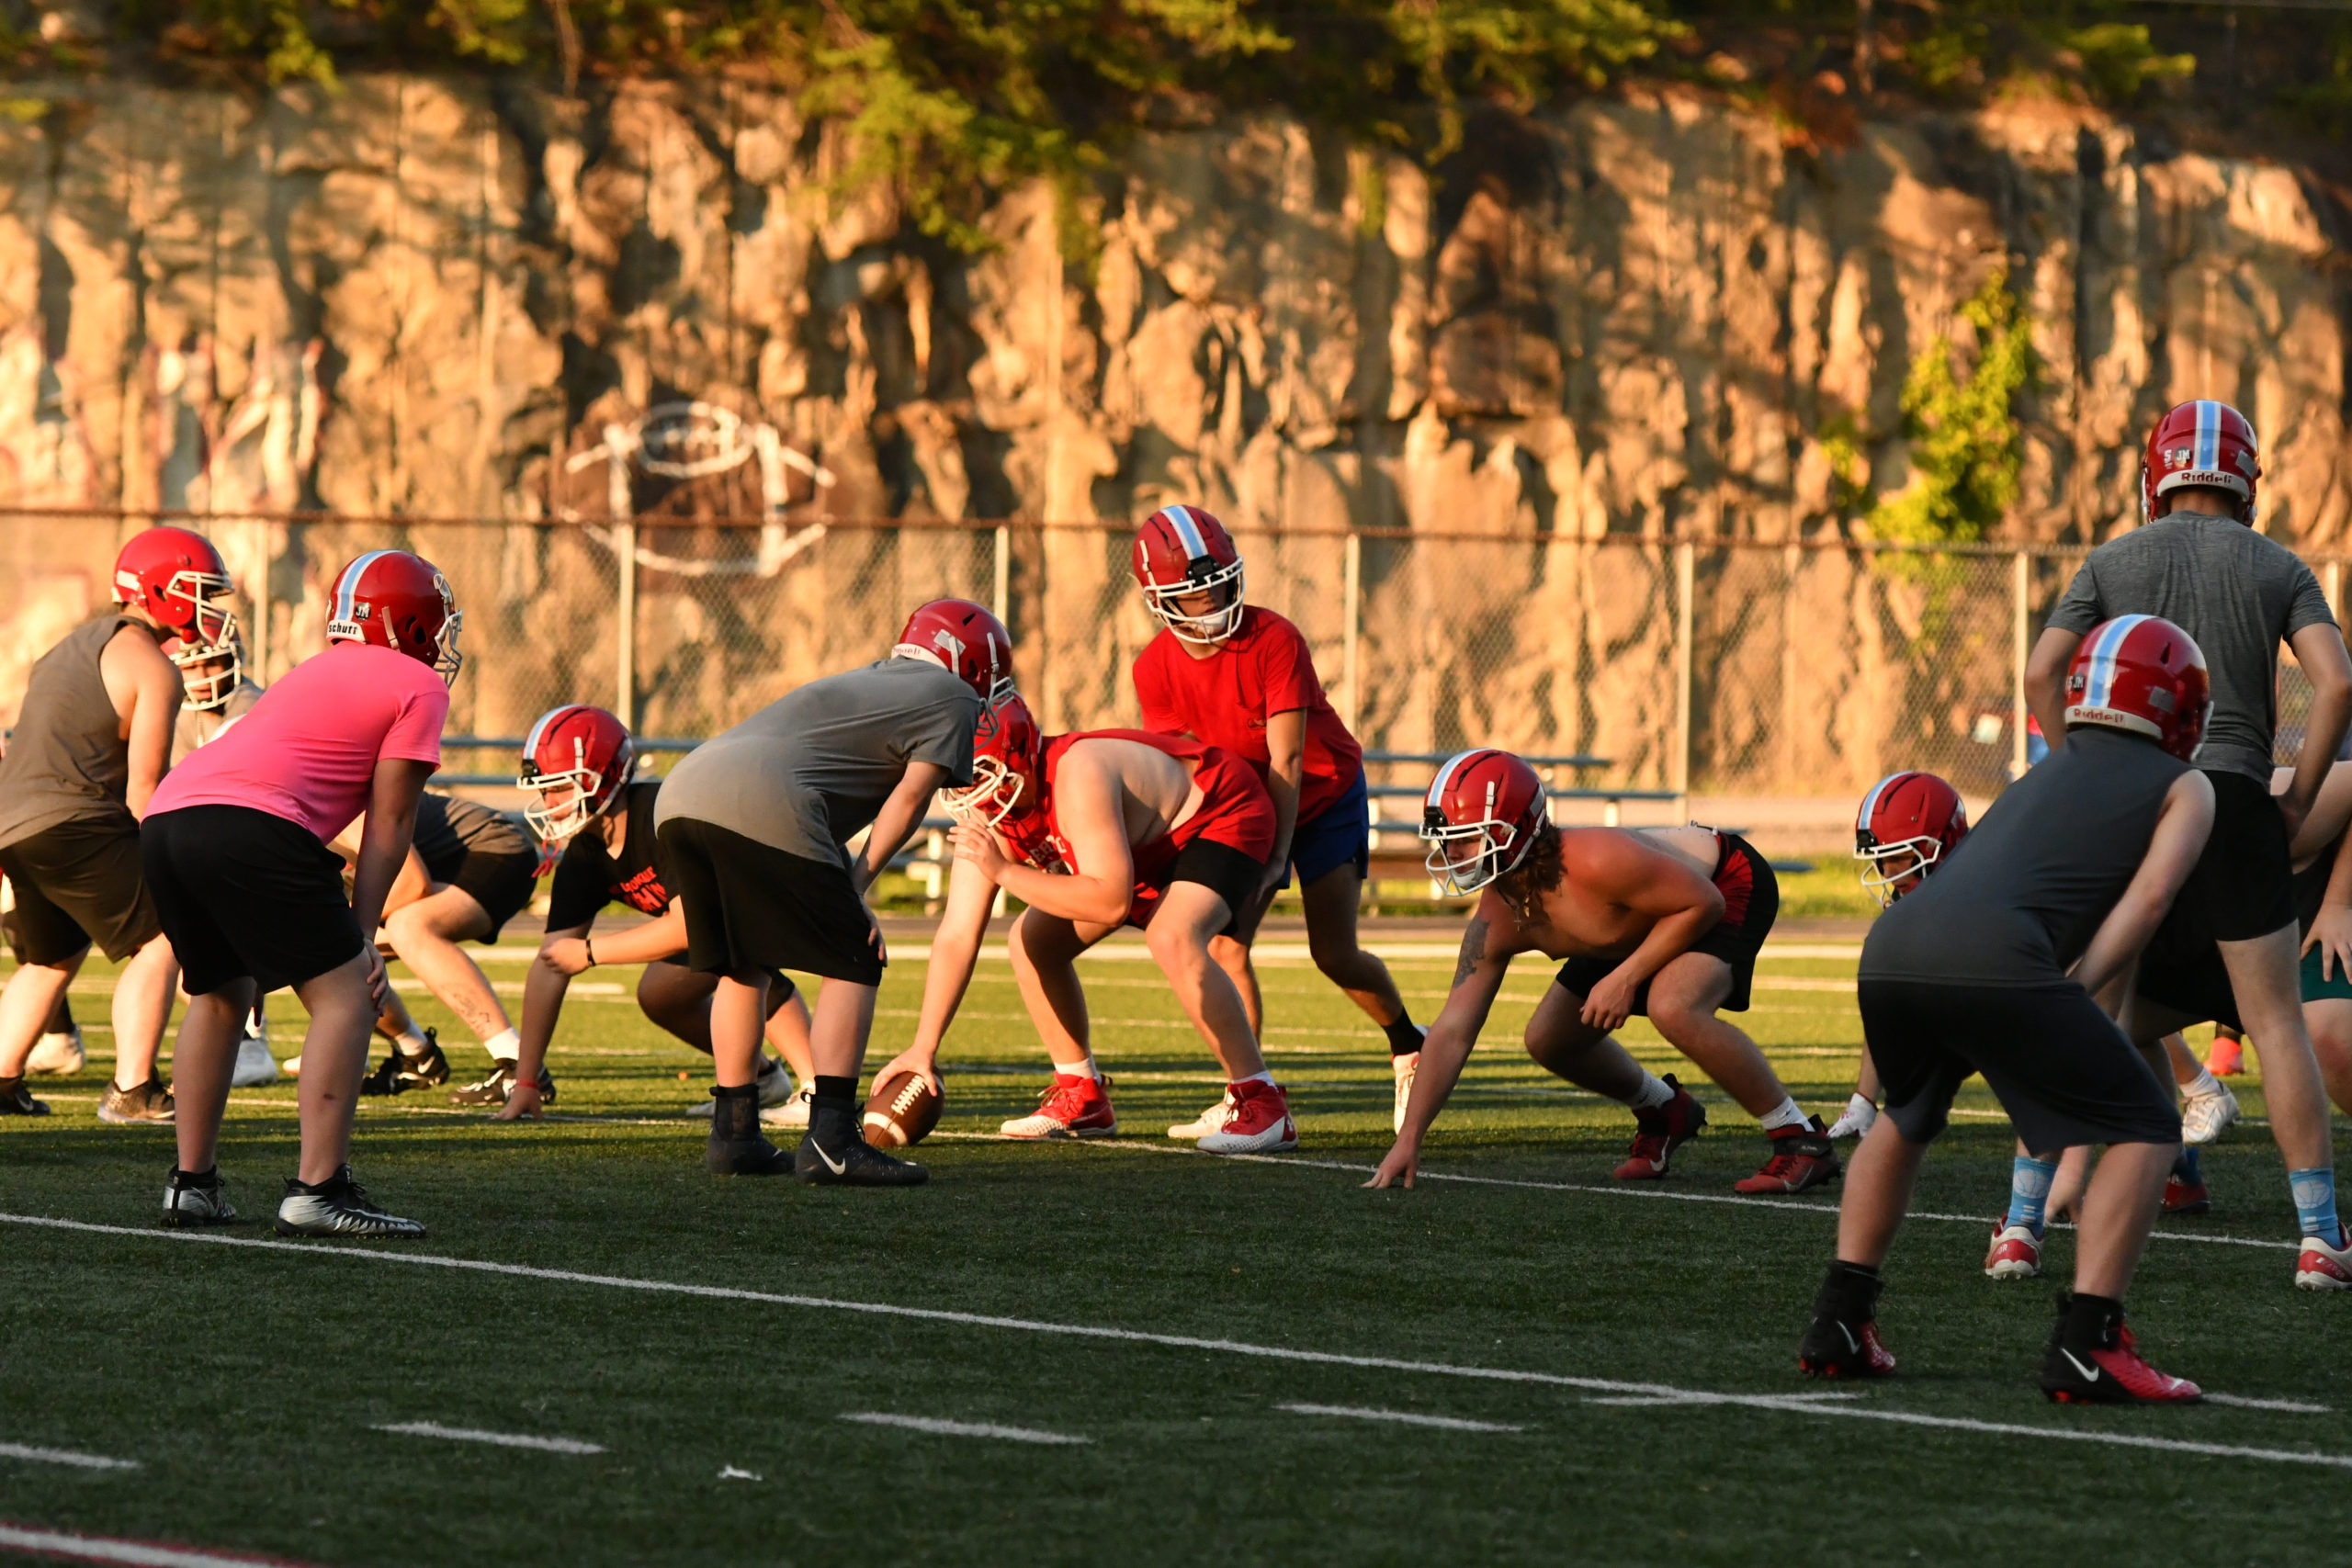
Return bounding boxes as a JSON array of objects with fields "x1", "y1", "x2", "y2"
[{"x1": 862, "y1": 1069, "x2": 944, "y2": 1148}]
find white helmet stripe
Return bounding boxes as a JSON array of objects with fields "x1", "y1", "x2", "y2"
[
  {"x1": 1426, "y1": 749, "x2": 1479, "y2": 808},
  {"x1": 1857, "y1": 772, "x2": 1905, "y2": 831},
  {"x1": 1163, "y1": 505, "x2": 1209, "y2": 559},
  {"x1": 2084, "y1": 615, "x2": 2148, "y2": 709},
  {"x1": 2194, "y1": 400, "x2": 2220, "y2": 472},
  {"x1": 523, "y1": 705, "x2": 573, "y2": 761},
  {"x1": 334, "y1": 550, "x2": 397, "y2": 626}
]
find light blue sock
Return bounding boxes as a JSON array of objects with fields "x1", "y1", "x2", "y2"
[
  {"x1": 2005, "y1": 1154, "x2": 2060, "y2": 1236},
  {"x1": 2290, "y1": 1168, "x2": 2342, "y2": 1242}
]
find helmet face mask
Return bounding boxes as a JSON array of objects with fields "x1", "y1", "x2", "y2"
[
  {"x1": 941, "y1": 756, "x2": 1031, "y2": 829},
  {"x1": 168, "y1": 637, "x2": 243, "y2": 714},
  {"x1": 1854, "y1": 839, "x2": 1938, "y2": 908},
  {"x1": 940, "y1": 692, "x2": 1043, "y2": 832},
  {"x1": 1143, "y1": 558, "x2": 1247, "y2": 646},
  {"x1": 1419, "y1": 749, "x2": 1548, "y2": 898}
]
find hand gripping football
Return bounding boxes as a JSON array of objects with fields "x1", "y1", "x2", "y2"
[{"x1": 863, "y1": 1070, "x2": 943, "y2": 1148}]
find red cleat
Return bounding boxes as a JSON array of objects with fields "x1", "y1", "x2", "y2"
[
  {"x1": 1001, "y1": 1074, "x2": 1117, "y2": 1139},
  {"x1": 1984, "y1": 1220, "x2": 2043, "y2": 1280},
  {"x1": 2297, "y1": 1228, "x2": 2352, "y2": 1292},
  {"x1": 2041, "y1": 1324, "x2": 2201, "y2": 1404},
  {"x1": 1198, "y1": 1079, "x2": 1298, "y2": 1155},
  {"x1": 1734, "y1": 1117, "x2": 1841, "y2": 1195},
  {"x1": 2206, "y1": 1032, "x2": 2244, "y2": 1077},
  {"x1": 1613, "y1": 1074, "x2": 1707, "y2": 1180},
  {"x1": 2162, "y1": 1174, "x2": 2211, "y2": 1215}
]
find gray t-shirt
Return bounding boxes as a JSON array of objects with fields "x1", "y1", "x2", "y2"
[
  {"x1": 2047, "y1": 513, "x2": 2335, "y2": 782},
  {"x1": 652, "y1": 658, "x2": 979, "y2": 866},
  {"x1": 1860, "y1": 727, "x2": 2188, "y2": 986}
]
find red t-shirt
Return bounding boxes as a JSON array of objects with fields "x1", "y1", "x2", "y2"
[
  {"x1": 1131, "y1": 606, "x2": 1363, "y2": 822},
  {"x1": 147, "y1": 640, "x2": 448, "y2": 844}
]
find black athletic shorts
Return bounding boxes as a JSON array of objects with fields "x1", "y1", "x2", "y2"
[
  {"x1": 141, "y1": 805, "x2": 366, "y2": 996},
  {"x1": 2132, "y1": 770, "x2": 2292, "y2": 1030},
  {"x1": 443, "y1": 846, "x2": 538, "y2": 942},
  {"x1": 0, "y1": 814, "x2": 164, "y2": 964},
  {"x1": 1860, "y1": 976, "x2": 2181, "y2": 1151},
  {"x1": 1555, "y1": 832, "x2": 1778, "y2": 1015},
  {"x1": 1170, "y1": 837, "x2": 1265, "y2": 936},
  {"x1": 655, "y1": 817, "x2": 883, "y2": 986}
]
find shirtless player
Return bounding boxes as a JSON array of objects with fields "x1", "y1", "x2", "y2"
[
  {"x1": 873, "y1": 694, "x2": 1298, "y2": 1155},
  {"x1": 1369, "y1": 749, "x2": 1837, "y2": 1193}
]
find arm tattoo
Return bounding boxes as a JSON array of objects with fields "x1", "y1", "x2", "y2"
[{"x1": 1453, "y1": 916, "x2": 1488, "y2": 988}]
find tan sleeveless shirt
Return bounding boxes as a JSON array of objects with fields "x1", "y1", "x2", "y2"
[{"x1": 0, "y1": 614, "x2": 143, "y2": 847}]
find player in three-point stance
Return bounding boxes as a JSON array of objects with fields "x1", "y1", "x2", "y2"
[
  {"x1": 498, "y1": 704, "x2": 816, "y2": 1124},
  {"x1": 878, "y1": 693, "x2": 1297, "y2": 1152},
  {"x1": 1128, "y1": 505, "x2": 1426, "y2": 1134},
  {"x1": 0, "y1": 527, "x2": 222, "y2": 1125},
  {"x1": 1801, "y1": 615, "x2": 2215, "y2": 1401},
  {"x1": 655, "y1": 599, "x2": 1008, "y2": 1185},
  {"x1": 2025, "y1": 400, "x2": 2352, "y2": 1289},
  {"x1": 145, "y1": 549, "x2": 461, "y2": 1236},
  {"x1": 1368, "y1": 750, "x2": 1837, "y2": 1192}
]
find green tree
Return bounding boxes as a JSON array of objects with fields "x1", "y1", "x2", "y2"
[{"x1": 1870, "y1": 265, "x2": 2037, "y2": 545}]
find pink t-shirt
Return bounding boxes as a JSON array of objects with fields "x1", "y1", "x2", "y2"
[{"x1": 148, "y1": 641, "x2": 448, "y2": 842}]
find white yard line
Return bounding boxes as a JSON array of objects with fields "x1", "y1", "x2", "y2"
[
  {"x1": 1278, "y1": 1404, "x2": 1524, "y2": 1432},
  {"x1": 2, "y1": 1213, "x2": 2341, "y2": 1472},
  {"x1": 0, "y1": 1442, "x2": 138, "y2": 1472},
  {"x1": 0, "y1": 1524, "x2": 316, "y2": 1566},
  {"x1": 373, "y1": 1422, "x2": 605, "y2": 1454},
  {"x1": 2202, "y1": 1393, "x2": 2334, "y2": 1414},
  {"x1": 839, "y1": 1413, "x2": 1089, "y2": 1445}
]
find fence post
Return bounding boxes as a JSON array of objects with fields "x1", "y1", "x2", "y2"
[
  {"x1": 2011, "y1": 549, "x2": 2030, "y2": 782},
  {"x1": 1341, "y1": 531, "x2": 1362, "y2": 733},
  {"x1": 992, "y1": 524, "x2": 1011, "y2": 624},
  {"x1": 616, "y1": 520, "x2": 637, "y2": 728},
  {"x1": 1673, "y1": 540, "x2": 1693, "y2": 803}
]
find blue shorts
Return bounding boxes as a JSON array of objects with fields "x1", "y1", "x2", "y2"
[{"x1": 1286, "y1": 770, "x2": 1371, "y2": 888}]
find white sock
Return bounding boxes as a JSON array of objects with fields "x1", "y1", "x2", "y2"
[
  {"x1": 1238, "y1": 1069, "x2": 1276, "y2": 1088},
  {"x1": 395, "y1": 1024, "x2": 431, "y2": 1055},
  {"x1": 1625, "y1": 1070, "x2": 1675, "y2": 1111},
  {"x1": 1057, "y1": 1055, "x2": 1102, "y2": 1081},
  {"x1": 2182, "y1": 1065, "x2": 2221, "y2": 1100},
  {"x1": 483, "y1": 1028, "x2": 521, "y2": 1064},
  {"x1": 1759, "y1": 1096, "x2": 1809, "y2": 1133}
]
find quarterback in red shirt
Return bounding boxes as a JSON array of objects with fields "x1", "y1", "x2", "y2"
[{"x1": 1129, "y1": 505, "x2": 1424, "y2": 1136}]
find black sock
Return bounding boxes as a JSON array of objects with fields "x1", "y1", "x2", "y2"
[
  {"x1": 1813, "y1": 1259, "x2": 1882, "y2": 1323},
  {"x1": 1383, "y1": 1013, "x2": 1424, "y2": 1055},
  {"x1": 813, "y1": 1075, "x2": 857, "y2": 1111},
  {"x1": 172, "y1": 1166, "x2": 219, "y2": 1185},
  {"x1": 2063, "y1": 1292, "x2": 2124, "y2": 1352}
]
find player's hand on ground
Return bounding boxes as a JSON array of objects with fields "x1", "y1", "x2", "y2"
[
  {"x1": 362, "y1": 944, "x2": 390, "y2": 1010},
  {"x1": 1580, "y1": 969, "x2": 1637, "y2": 1033},
  {"x1": 492, "y1": 1079, "x2": 545, "y2": 1122},
  {"x1": 874, "y1": 1046, "x2": 943, "y2": 1098},
  {"x1": 1364, "y1": 1141, "x2": 1419, "y2": 1189},
  {"x1": 2305, "y1": 904, "x2": 2352, "y2": 981},
  {"x1": 950, "y1": 819, "x2": 1009, "y2": 880},
  {"x1": 540, "y1": 938, "x2": 595, "y2": 977}
]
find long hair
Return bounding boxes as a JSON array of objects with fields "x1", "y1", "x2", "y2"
[{"x1": 1494, "y1": 818, "x2": 1564, "y2": 924}]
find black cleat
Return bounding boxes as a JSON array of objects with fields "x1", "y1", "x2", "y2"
[
  {"x1": 161, "y1": 1167, "x2": 238, "y2": 1227},
  {"x1": 97, "y1": 1076, "x2": 176, "y2": 1124},
  {"x1": 2038, "y1": 1294, "x2": 2200, "y2": 1404},
  {"x1": 1797, "y1": 1313, "x2": 1896, "y2": 1378},
  {"x1": 707, "y1": 1083, "x2": 794, "y2": 1176},
  {"x1": 274, "y1": 1166, "x2": 425, "y2": 1238},
  {"x1": 361, "y1": 1030, "x2": 450, "y2": 1097},
  {"x1": 796, "y1": 1103, "x2": 928, "y2": 1187},
  {"x1": 451, "y1": 1061, "x2": 557, "y2": 1107},
  {"x1": 0, "y1": 1075, "x2": 52, "y2": 1116}
]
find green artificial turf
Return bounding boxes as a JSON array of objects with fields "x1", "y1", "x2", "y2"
[{"x1": 1, "y1": 944, "x2": 2346, "y2": 1568}]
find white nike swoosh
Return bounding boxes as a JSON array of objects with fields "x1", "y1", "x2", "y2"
[
  {"x1": 816, "y1": 1145, "x2": 847, "y2": 1176},
  {"x1": 1838, "y1": 1324, "x2": 1858, "y2": 1352},
  {"x1": 2062, "y1": 1348, "x2": 2100, "y2": 1382}
]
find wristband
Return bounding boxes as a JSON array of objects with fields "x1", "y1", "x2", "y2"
[{"x1": 583, "y1": 935, "x2": 596, "y2": 968}]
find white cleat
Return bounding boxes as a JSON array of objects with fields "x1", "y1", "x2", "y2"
[
  {"x1": 1984, "y1": 1222, "x2": 2043, "y2": 1280},
  {"x1": 231, "y1": 1034, "x2": 280, "y2": 1088},
  {"x1": 26, "y1": 1026, "x2": 85, "y2": 1077},
  {"x1": 2181, "y1": 1082, "x2": 2240, "y2": 1146},
  {"x1": 760, "y1": 1085, "x2": 815, "y2": 1129},
  {"x1": 1391, "y1": 1050, "x2": 1420, "y2": 1135},
  {"x1": 690, "y1": 1057, "x2": 794, "y2": 1119},
  {"x1": 1826, "y1": 1096, "x2": 1877, "y2": 1142},
  {"x1": 1168, "y1": 1092, "x2": 1234, "y2": 1141},
  {"x1": 2297, "y1": 1228, "x2": 2352, "y2": 1292}
]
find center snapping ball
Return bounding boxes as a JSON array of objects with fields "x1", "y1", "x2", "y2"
[{"x1": 863, "y1": 1070, "x2": 943, "y2": 1148}]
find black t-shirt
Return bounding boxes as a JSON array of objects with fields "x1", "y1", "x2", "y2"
[
  {"x1": 546, "y1": 780, "x2": 670, "y2": 931},
  {"x1": 412, "y1": 793, "x2": 535, "y2": 884}
]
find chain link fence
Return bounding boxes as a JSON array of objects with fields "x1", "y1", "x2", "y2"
[{"x1": 2, "y1": 511, "x2": 2340, "y2": 801}]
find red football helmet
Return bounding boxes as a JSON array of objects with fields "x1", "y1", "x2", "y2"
[
  {"x1": 1132, "y1": 504, "x2": 1246, "y2": 645},
  {"x1": 894, "y1": 598, "x2": 1014, "y2": 712},
  {"x1": 1853, "y1": 771, "x2": 1969, "y2": 908},
  {"x1": 2065, "y1": 614, "x2": 2211, "y2": 761},
  {"x1": 518, "y1": 704, "x2": 637, "y2": 840},
  {"x1": 1420, "y1": 748, "x2": 1549, "y2": 897},
  {"x1": 325, "y1": 549, "x2": 462, "y2": 683},
  {"x1": 2141, "y1": 400, "x2": 2260, "y2": 525},
  {"x1": 941, "y1": 692, "x2": 1044, "y2": 829},
  {"x1": 114, "y1": 525, "x2": 241, "y2": 707}
]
